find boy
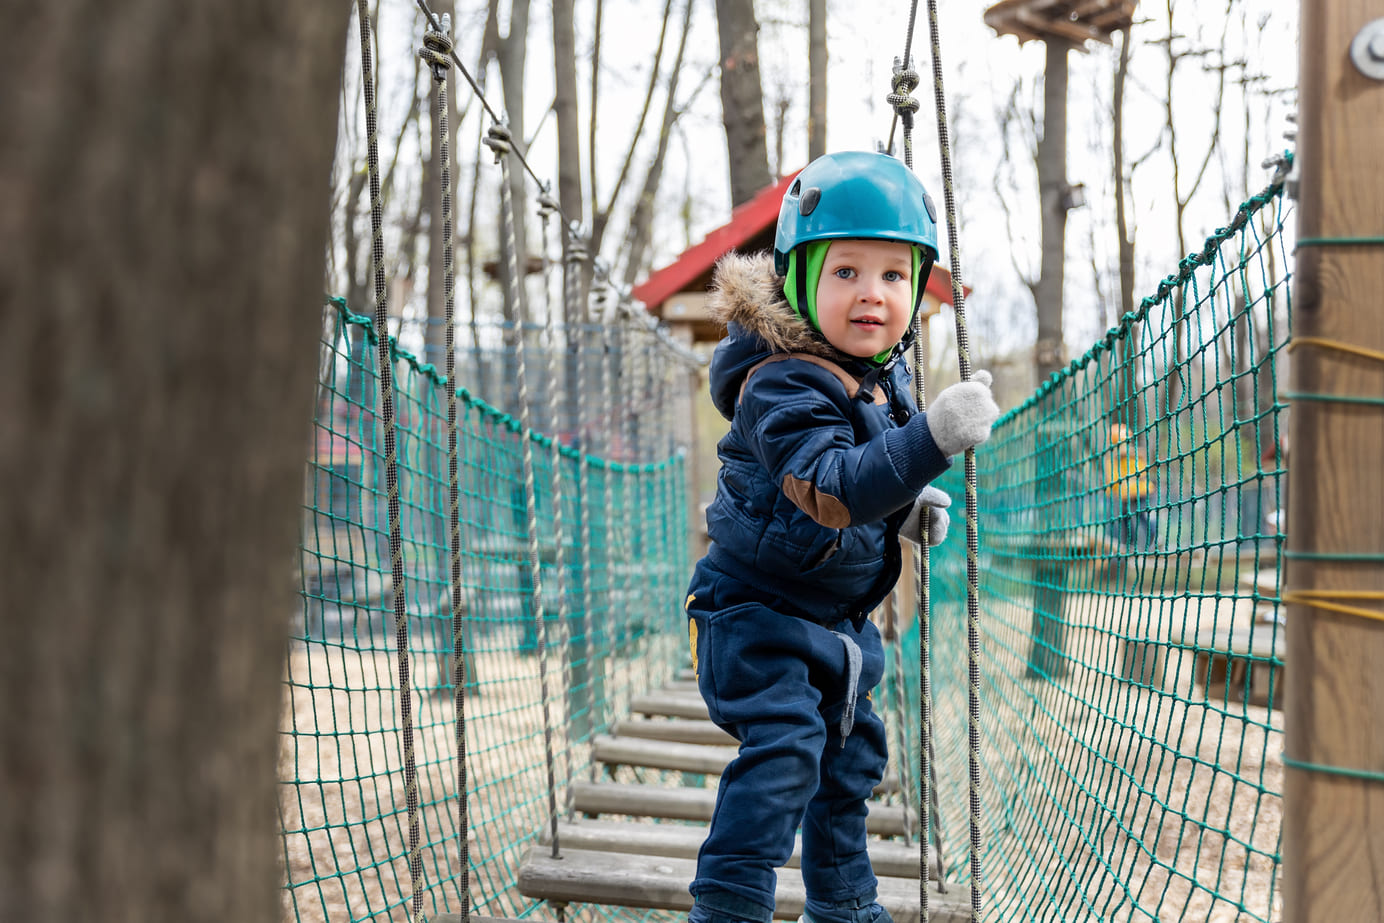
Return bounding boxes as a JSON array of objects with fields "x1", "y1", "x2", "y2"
[{"x1": 685, "y1": 150, "x2": 999, "y2": 923}]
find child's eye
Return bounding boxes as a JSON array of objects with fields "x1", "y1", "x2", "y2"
[
  {"x1": 834, "y1": 267, "x2": 855, "y2": 280},
  {"x1": 884, "y1": 270, "x2": 905, "y2": 283}
]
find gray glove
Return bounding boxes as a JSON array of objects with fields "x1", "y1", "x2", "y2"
[
  {"x1": 926, "y1": 370, "x2": 999, "y2": 457},
  {"x1": 900, "y1": 485, "x2": 951, "y2": 546}
]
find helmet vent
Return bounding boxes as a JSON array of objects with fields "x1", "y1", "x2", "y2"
[
  {"x1": 799, "y1": 186, "x2": 821, "y2": 217},
  {"x1": 789, "y1": 179, "x2": 801, "y2": 196}
]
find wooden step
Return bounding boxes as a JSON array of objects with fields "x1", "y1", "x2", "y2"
[
  {"x1": 630, "y1": 691, "x2": 710, "y2": 720},
  {"x1": 570, "y1": 781, "x2": 911, "y2": 836},
  {"x1": 613, "y1": 717, "x2": 737, "y2": 746},
  {"x1": 593, "y1": 734, "x2": 739, "y2": 775},
  {"x1": 541, "y1": 818, "x2": 931, "y2": 880},
  {"x1": 518, "y1": 847, "x2": 972, "y2": 922},
  {"x1": 592, "y1": 734, "x2": 903, "y2": 796}
]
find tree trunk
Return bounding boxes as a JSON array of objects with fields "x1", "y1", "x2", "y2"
[
  {"x1": 714, "y1": 0, "x2": 771, "y2": 207},
  {"x1": 808, "y1": 0, "x2": 827, "y2": 162},
  {"x1": 552, "y1": 0, "x2": 585, "y2": 326},
  {"x1": 0, "y1": 2, "x2": 346, "y2": 921},
  {"x1": 1035, "y1": 38, "x2": 1071, "y2": 382},
  {"x1": 497, "y1": 0, "x2": 533, "y2": 332},
  {"x1": 425, "y1": 0, "x2": 457, "y2": 370},
  {"x1": 1112, "y1": 25, "x2": 1140, "y2": 427}
]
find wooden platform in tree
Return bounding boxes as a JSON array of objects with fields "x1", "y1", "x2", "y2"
[
  {"x1": 518, "y1": 677, "x2": 971, "y2": 921},
  {"x1": 983, "y1": 0, "x2": 1137, "y2": 46}
]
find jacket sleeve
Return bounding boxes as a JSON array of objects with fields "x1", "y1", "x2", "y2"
[{"x1": 738, "y1": 359, "x2": 951, "y2": 527}]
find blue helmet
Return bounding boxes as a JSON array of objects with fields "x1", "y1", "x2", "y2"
[
  {"x1": 774, "y1": 151, "x2": 940, "y2": 366},
  {"x1": 774, "y1": 150, "x2": 939, "y2": 276}
]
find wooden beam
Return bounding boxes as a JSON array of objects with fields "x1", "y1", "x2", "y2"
[
  {"x1": 517, "y1": 848, "x2": 971, "y2": 922},
  {"x1": 613, "y1": 717, "x2": 738, "y2": 746},
  {"x1": 629, "y1": 691, "x2": 711, "y2": 720},
  {"x1": 570, "y1": 781, "x2": 910, "y2": 835},
  {"x1": 1016, "y1": 8, "x2": 1106, "y2": 45},
  {"x1": 539, "y1": 818, "x2": 932, "y2": 880},
  {"x1": 592, "y1": 734, "x2": 739, "y2": 775},
  {"x1": 1284, "y1": 2, "x2": 1384, "y2": 920}
]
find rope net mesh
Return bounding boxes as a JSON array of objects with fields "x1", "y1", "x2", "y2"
[
  {"x1": 919, "y1": 175, "x2": 1291, "y2": 920},
  {"x1": 282, "y1": 299, "x2": 692, "y2": 922},
  {"x1": 281, "y1": 170, "x2": 1291, "y2": 922}
]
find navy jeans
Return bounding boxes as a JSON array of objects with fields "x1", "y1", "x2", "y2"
[{"x1": 686, "y1": 600, "x2": 888, "y2": 923}]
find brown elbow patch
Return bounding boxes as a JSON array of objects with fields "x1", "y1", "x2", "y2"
[{"x1": 782, "y1": 475, "x2": 851, "y2": 528}]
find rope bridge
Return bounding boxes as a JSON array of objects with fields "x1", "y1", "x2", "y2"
[
  {"x1": 281, "y1": 167, "x2": 1293, "y2": 922},
  {"x1": 279, "y1": 2, "x2": 1294, "y2": 920}
]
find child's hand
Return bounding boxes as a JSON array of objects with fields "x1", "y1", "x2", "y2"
[
  {"x1": 900, "y1": 485, "x2": 951, "y2": 546},
  {"x1": 926, "y1": 370, "x2": 999, "y2": 457}
]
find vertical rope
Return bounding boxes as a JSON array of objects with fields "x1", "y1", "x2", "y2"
[
  {"x1": 357, "y1": 1, "x2": 423, "y2": 918},
  {"x1": 924, "y1": 1, "x2": 983, "y2": 918},
  {"x1": 419, "y1": 17, "x2": 468, "y2": 921},
  {"x1": 888, "y1": 16, "x2": 941, "y2": 916},
  {"x1": 538, "y1": 188, "x2": 577, "y2": 801},
  {"x1": 485, "y1": 122, "x2": 564, "y2": 861}
]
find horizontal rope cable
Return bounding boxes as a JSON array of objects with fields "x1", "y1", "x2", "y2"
[
  {"x1": 1295, "y1": 236, "x2": 1384, "y2": 248},
  {"x1": 1284, "y1": 392, "x2": 1384, "y2": 407},
  {"x1": 1282, "y1": 757, "x2": 1384, "y2": 784}
]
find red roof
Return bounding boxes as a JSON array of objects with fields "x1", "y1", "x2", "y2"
[{"x1": 632, "y1": 170, "x2": 966, "y2": 311}]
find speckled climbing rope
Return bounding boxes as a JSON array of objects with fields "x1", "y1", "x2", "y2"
[{"x1": 358, "y1": 1, "x2": 423, "y2": 918}]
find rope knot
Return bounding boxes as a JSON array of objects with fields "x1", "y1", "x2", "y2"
[
  {"x1": 418, "y1": 15, "x2": 453, "y2": 77},
  {"x1": 888, "y1": 59, "x2": 921, "y2": 129},
  {"x1": 484, "y1": 123, "x2": 513, "y2": 161},
  {"x1": 537, "y1": 186, "x2": 560, "y2": 220}
]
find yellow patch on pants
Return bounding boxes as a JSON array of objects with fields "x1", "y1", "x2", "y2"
[{"x1": 686, "y1": 593, "x2": 698, "y2": 676}]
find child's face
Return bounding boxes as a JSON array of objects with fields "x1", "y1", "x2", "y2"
[{"x1": 814, "y1": 239, "x2": 914, "y2": 360}]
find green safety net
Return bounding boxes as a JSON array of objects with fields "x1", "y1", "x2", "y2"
[
  {"x1": 281, "y1": 168, "x2": 1292, "y2": 922},
  {"x1": 281, "y1": 300, "x2": 692, "y2": 922},
  {"x1": 919, "y1": 171, "x2": 1292, "y2": 920}
]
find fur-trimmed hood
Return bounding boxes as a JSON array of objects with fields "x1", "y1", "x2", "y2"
[
  {"x1": 706, "y1": 251, "x2": 850, "y2": 420},
  {"x1": 707, "y1": 251, "x2": 833, "y2": 358}
]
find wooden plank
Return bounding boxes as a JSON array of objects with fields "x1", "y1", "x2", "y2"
[
  {"x1": 541, "y1": 818, "x2": 931, "y2": 880},
  {"x1": 570, "y1": 781, "x2": 910, "y2": 836},
  {"x1": 518, "y1": 847, "x2": 972, "y2": 922},
  {"x1": 593, "y1": 732, "x2": 903, "y2": 795},
  {"x1": 613, "y1": 717, "x2": 737, "y2": 746},
  {"x1": 630, "y1": 691, "x2": 711, "y2": 720},
  {"x1": 593, "y1": 734, "x2": 739, "y2": 775}
]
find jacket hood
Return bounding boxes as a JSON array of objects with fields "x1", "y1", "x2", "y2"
[{"x1": 707, "y1": 252, "x2": 844, "y2": 420}]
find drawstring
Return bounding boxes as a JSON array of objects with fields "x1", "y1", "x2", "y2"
[{"x1": 833, "y1": 631, "x2": 863, "y2": 745}]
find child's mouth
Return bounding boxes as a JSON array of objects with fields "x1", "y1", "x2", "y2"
[{"x1": 852, "y1": 317, "x2": 883, "y2": 327}]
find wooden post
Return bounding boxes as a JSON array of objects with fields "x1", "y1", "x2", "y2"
[{"x1": 1284, "y1": 3, "x2": 1384, "y2": 920}]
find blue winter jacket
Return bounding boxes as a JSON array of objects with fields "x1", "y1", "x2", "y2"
[{"x1": 687, "y1": 252, "x2": 951, "y2": 627}]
